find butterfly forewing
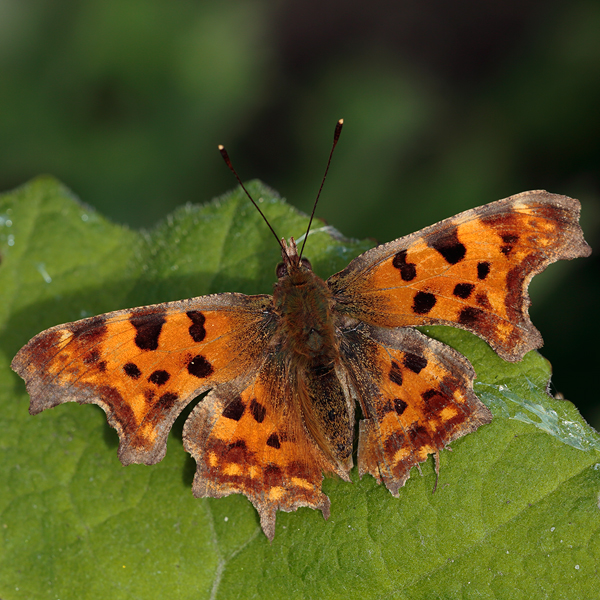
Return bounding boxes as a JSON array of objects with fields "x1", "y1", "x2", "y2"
[
  {"x1": 328, "y1": 191, "x2": 592, "y2": 361},
  {"x1": 12, "y1": 293, "x2": 275, "y2": 464}
]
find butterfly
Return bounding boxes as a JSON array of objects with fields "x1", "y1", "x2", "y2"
[{"x1": 11, "y1": 120, "x2": 591, "y2": 540}]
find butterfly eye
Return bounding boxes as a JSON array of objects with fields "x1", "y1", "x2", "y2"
[
  {"x1": 301, "y1": 258, "x2": 312, "y2": 271},
  {"x1": 275, "y1": 262, "x2": 287, "y2": 278}
]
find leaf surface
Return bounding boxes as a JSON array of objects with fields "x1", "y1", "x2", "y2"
[{"x1": 1, "y1": 178, "x2": 598, "y2": 599}]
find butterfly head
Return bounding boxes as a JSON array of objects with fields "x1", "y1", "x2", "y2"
[
  {"x1": 276, "y1": 237, "x2": 313, "y2": 280},
  {"x1": 219, "y1": 119, "x2": 343, "y2": 285}
]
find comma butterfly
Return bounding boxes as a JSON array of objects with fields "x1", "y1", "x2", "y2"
[{"x1": 11, "y1": 120, "x2": 591, "y2": 540}]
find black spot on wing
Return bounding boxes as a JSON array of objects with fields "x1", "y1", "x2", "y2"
[
  {"x1": 458, "y1": 306, "x2": 485, "y2": 327},
  {"x1": 148, "y1": 370, "x2": 170, "y2": 386},
  {"x1": 422, "y1": 388, "x2": 449, "y2": 412},
  {"x1": 228, "y1": 439, "x2": 247, "y2": 450},
  {"x1": 389, "y1": 361, "x2": 403, "y2": 386},
  {"x1": 83, "y1": 350, "x2": 107, "y2": 372},
  {"x1": 130, "y1": 313, "x2": 166, "y2": 351},
  {"x1": 428, "y1": 227, "x2": 466, "y2": 264},
  {"x1": 187, "y1": 355, "x2": 214, "y2": 378},
  {"x1": 501, "y1": 234, "x2": 519, "y2": 255},
  {"x1": 453, "y1": 283, "x2": 475, "y2": 299},
  {"x1": 403, "y1": 352, "x2": 427, "y2": 374},
  {"x1": 392, "y1": 250, "x2": 417, "y2": 281},
  {"x1": 187, "y1": 311, "x2": 207, "y2": 343},
  {"x1": 70, "y1": 315, "x2": 107, "y2": 344},
  {"x1": 250, "y1": 398, "x2": 266, "y2": 423},
  {"x1": 222, "y1": 396, "x2": 245, "y2": 421},
  {"x1": 124, "y1": 362, "x2": 141, "y2": 379},
  {"x1": 413, "y1": 291, "x2": 437, "y2": 315},
  {"x1": 502, "y1": 234, "x2": 519, "y2": 244},
  {"x1": 422, "y1": 389, "x2": 437, "y2": 402},
  {"x1": 477, "y1": 261, "x2": 490, "y2": 280},
  {"x1": 158, "y1": 392, "x2": 178, "y2": 409},
  {"x1": 393, "y1": 398, "x2": 408, "y2": 416},
  {"x1": 266, "y1": 432, "x2": 281, "y2": 449}
]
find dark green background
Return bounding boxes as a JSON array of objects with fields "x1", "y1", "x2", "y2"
[{"x1": 1, "y1": 0, "x2": 598, "y2": 429}]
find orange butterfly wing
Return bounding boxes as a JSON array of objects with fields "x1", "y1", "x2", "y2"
[
  {"x1": 330, "y1": 190, "x2": 590, "y2": 496},
  {"x1": 183, "y1": 354, "x2": 349, "y2": 540},
  {"x1": 340, "y1": 323, "x2": 491, "y2": 495},
  {"x1": 11, "y1": 293, "x2": 275, "y2": 465},
  {"x1": 328, "y1": 191, "x2": 591, "y2": 361}
]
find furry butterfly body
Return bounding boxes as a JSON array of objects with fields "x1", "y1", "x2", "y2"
[{"x1": 12, "y1": 189, "x2": 591, "y2": 540}]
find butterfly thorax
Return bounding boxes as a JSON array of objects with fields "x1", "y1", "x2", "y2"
[{"x1": 272, "y1": 259, "x2": 337, "y2": 363}]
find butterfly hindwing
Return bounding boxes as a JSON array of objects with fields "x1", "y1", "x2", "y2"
[
  {"x1": 328, "y1": 191, "x2": 592, "y2": 361},
  {"x1": 11, "y1": 293, "x2": 275, "y2": 465},
  {"x1": 183, "y1": 353, "x2": 349, "y2": 540},
  {"x1": 340, "y1": 323, "x2": 491, "y2": 495}
]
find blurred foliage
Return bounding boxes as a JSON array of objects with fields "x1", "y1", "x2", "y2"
[{"x1": 0, "y1": 0, "x2": 598, "y2": 426}]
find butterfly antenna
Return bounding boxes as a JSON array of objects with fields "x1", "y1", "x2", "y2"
[
  {"x1": 218, "y1": 144, "x2": 284, "y2": 252},
  {"x1": 299, "y1": 118, "x2": 344, "y2": 259}
]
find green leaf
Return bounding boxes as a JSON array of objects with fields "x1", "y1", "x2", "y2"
[{"x1": 1, "y1": 177, "x2": 599, "y2": 599}]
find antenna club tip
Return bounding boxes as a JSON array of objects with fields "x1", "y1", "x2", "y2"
[
  {"x1": 333, "y1": 119, "x2": 344, "y2": 142},
  {"x1": 218, "y1": 144, "x2": 224, "y2": 151}
]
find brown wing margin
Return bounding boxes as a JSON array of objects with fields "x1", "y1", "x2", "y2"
[{"x1": 328, "y1": 191, "x2": 591, "y2": 361}]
